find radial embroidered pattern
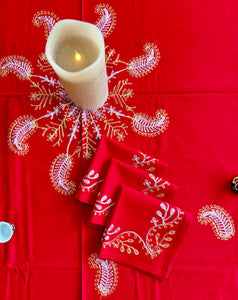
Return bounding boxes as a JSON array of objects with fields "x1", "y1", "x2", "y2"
[{"x1": 0, "y1": 4, "x2": 169, "y2": 196}]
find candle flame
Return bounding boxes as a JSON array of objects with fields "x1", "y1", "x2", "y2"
[{"x1": 75, "y1": 51, "x2": 81, "y2": 61}]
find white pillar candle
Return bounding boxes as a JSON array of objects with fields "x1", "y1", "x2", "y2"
[{"x1": 45, "y1": 20, "x2": 108, "y2": 110}]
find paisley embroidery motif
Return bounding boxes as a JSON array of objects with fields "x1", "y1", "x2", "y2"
[
  {"x1": 50, "y1": 153, "x2": 76, "y2": 195},
  {"x1": 95, "y1": 3, "x2": 116, "y2": 38},
  {"x1": 102, "y1": 203, "x2": 184, "y2": 259},
  {"x1": 197, "y1": 205, "x2": 235, "y2": 240},
  {"x1": 132, "y1": 109, "x2": 169, "y2": 137},
  {"x1": 128, "y1": 43, "x2": 160, "y2": 78},
  {"x1": 0, "y1": 55, "x2": 33, "y2": 80},
  {"x1": 33, "y1": 11, "x2": 60, "y2": 38},
  {"x1": 89, "y1": 253, "x2": 118, "y2": 297},
  {"x1": 8, "y1": 116, "x2": 37, "y2": 155}
]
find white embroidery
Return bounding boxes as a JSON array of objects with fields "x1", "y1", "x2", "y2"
[
  {"x1": 50, "y1": 153, "x2": 76, "y2": 194},
  {"x1": 11, "y1": 118, "x2": 35, "y2": 151},
  {"x1": 1, "y1": 6, "x2": 169, "y2": 196},
  {"x1": 93, "y1": 195, "x2": 115, "y2": 215},
  {"x1": 198, "y1": 205, "x2": 235, "y2": 240},
  {"x1": 142, "y1": 174, "x2": 170, "y2": 194},
  {"x1": 1, "y1": 58, "x2": 32, "y2": 78},
  {"x1": 133, "y1": 110, "x2": 168, "y2": 136},
  {"x1": 102, "y1": 204, "x2": 183, "y2": 258},
  {"x1": 80, "y1": 170, "x2": 103, "y2": 192},
  {"x1": 132, "y1": 151, "x2": 156, "y2": 168},
  {"x1": 89, "y1": 253, "x2": 118, "y2": 297}
]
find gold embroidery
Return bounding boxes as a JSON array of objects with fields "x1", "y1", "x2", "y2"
[
  {"x1": 95, "y1": 4, "x2": 116, "y2": 38},
  {"x1": 89, "y1": 253, "x2": 118, "y2": 297},
  {"x1": 49, "y1": 153, "x2": 76, "y2": 195},
  {"x1": 1, "y1": 6, "x2": 169, "y2": 195},
  {"x1": 132, "y1": 109, "x2": 169, "y2": 137},
  {"x1": 102, "y1": 206, "x2": 184, "y2": 259},
  {"x1": 33, "y1": 11, "x2": 60, "y2": 39},
  {"x1": 128, "y1": 43, "x2": 160, "y2": 78},
  {"x1": 0, "y1": 55, "x2": 33, "y2": 80},
  {"x1": 8, "y1": 115, "x2": 37, "y2": 155},
  {"x1": 197, "y1": 205, "x2": 235, "y2": 240}
]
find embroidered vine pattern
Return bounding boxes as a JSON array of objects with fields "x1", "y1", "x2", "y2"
[
  {"x1": 197, "y1": 205, "x2": 235, "y2": 240},
  {"x1": 89, "y1": 253, "x2": 118, "y2": 297},
  {"x1": 102, "y1": 203, "x2": 184, "y2": 258},
  {"x1": 142, "y1": 173, "x2": 170, "y2": 198},
  {"x1": 1, "y1": 4, "x2": 169, "y2": 196},
  {"x1": 93, "y1": 194, "x2": 115, "y2": 216},
  {"x1": 132, "y1": 151, "x2": 157, "y2": 172},
  {"x1": 80, "y1": 169, "x2": 104, "y2": 193},
  {"x1": 92, "y1": 174, "x2": 170, "y2": 217}
]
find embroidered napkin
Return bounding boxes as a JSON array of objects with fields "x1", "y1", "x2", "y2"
[
  {"x1": 75, "y1": 135, "x2": 168, "y2": 205},
  {"x1": 98, "y1": 186, "x2": 193, "y2": 280},
  {"x1": 88, "y1": 158, "x2": 177, "y2": 227}
]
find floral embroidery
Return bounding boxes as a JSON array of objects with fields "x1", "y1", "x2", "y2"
[
  {"x1": 142, "y1": 173, "x2": 170, "y2": 198},
  {"x1": 89, "y1": 253, "x2": 118, "y2": 297},
  {"x1": 102, "y1": 203, "x2": 184, "y2": 258},
  {"x1": 92, "y1": 174, "x2": 170, "y2": 217},
  {"x1": 1, "y1": 5, "x2": 169, "y2": 196},
  {"x1": 131, "y1": 151, "x2": 157, "y2": 172},
  {"x1": 93, "y1": 194, "x2": 115, "y2": 216},
  {"x1": 197, "y1": 205, "x2": 235, "y2": 240},
  {"x1": 79, "y1": 169, "x2": 104, "y2": 194}
]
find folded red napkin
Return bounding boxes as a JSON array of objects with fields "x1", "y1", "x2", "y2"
[
  {"x1": 75, "y1": 135, "x2": 168, "y2": 205},
  {"x1": 89, "y1": 158, "x2": 177, "y2": 227},
  {"x1": 98, "y1": 186, "x2": 193, "y2": 280}
]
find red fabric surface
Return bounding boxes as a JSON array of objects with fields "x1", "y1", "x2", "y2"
[
  {"x1": 75, "y1": 135, "x2": 168, "y2": 205},
  {"x1": 89, "y1": 158, "x2": 177, "y2": 227},
  {"x1": 98, "y1": 186, "x2": 193, "y2": 279},
  {"x1": 0, "y1": 0, "x2": 238, "y2": 299}
]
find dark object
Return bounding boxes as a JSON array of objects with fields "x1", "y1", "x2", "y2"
[{"x1": 231, "y1": 177, "x2": 238, "y2": 193}]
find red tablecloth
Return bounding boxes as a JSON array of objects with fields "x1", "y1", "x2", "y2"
[{"x1": 0, "y1": 0, "x2": 238, "y2": 299}]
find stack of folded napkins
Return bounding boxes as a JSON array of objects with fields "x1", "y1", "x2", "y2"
[{"x1": 75, "y1": 135, "x2": 193, "y2": 280}]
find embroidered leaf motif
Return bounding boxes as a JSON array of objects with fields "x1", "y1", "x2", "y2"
[
  {"x1": 128, "y1": 43, "x2": 160, "y2": 77},
  {"x1": 95, "y1": 4, "x2": 116, "y2": 38},
  {"x1": 80, "y1": 169, "x2": 103, "y2": 192},
  {"x1": 50, "y1": 154, "x2": 76, "y2": 195},
  {"x1": 132, "y1": 110, "x2": 169, "y2": 137},
  {"x1": 0, "y1": 56, "x2": 32, "y2": 79},
  {"x1": 33, "y1": 11, "x2": 60, "y2": 38},
  {"x1": 198, "y1": 205, "x2": 235, "y2": 240},
  {"x1": 8, "y1": 116, "x2": 36, "y2": 155},
  {"x1": 89, "y1": 254, "x2": 118, "y2": 297}
]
